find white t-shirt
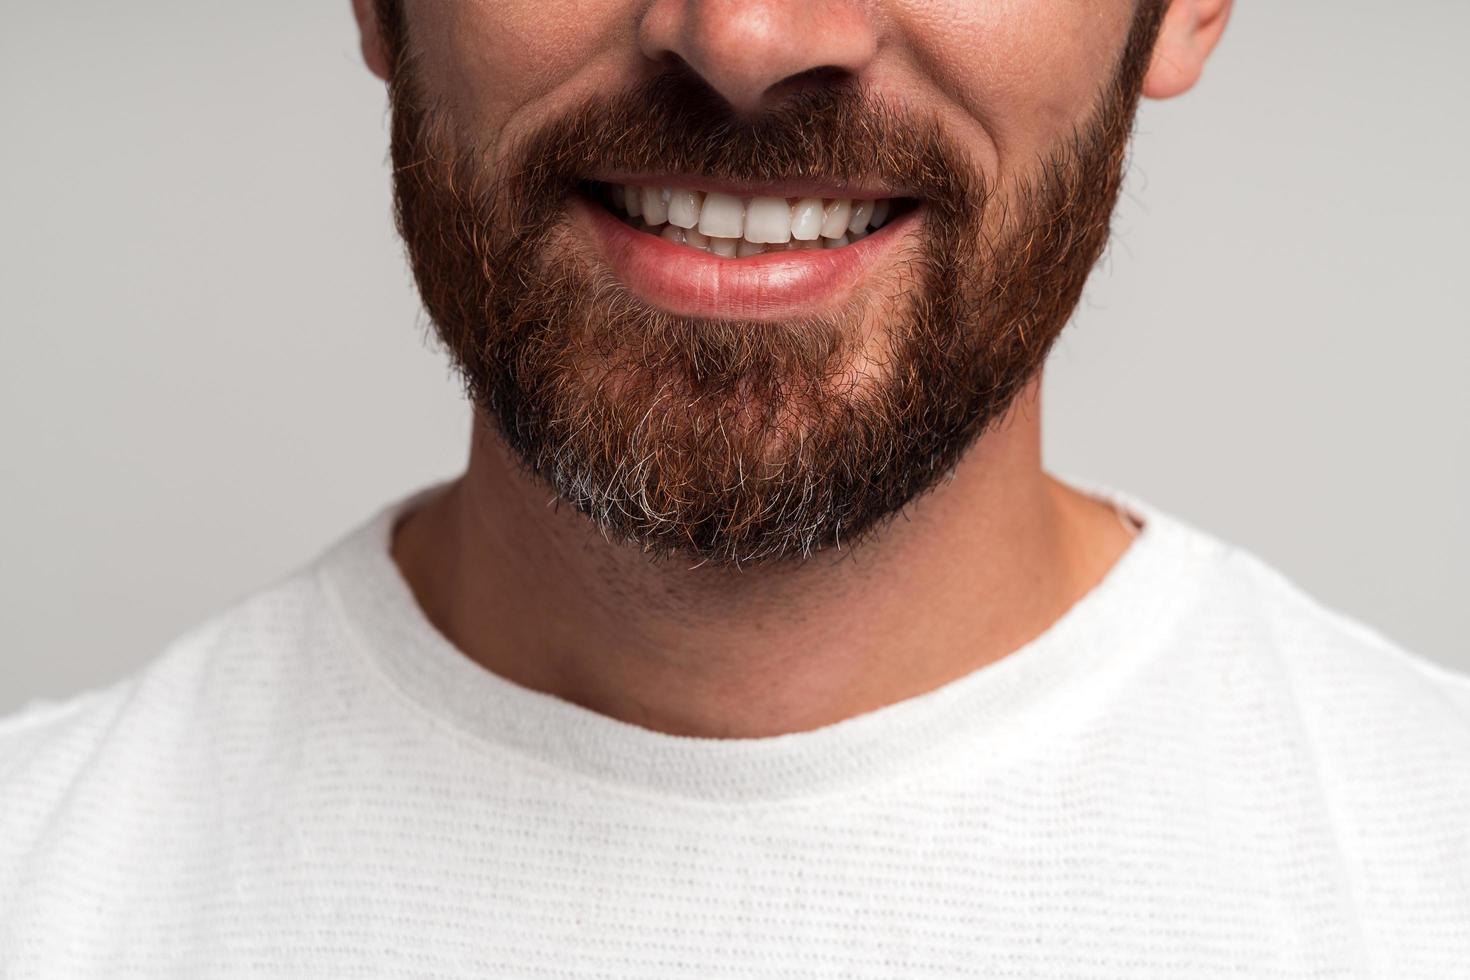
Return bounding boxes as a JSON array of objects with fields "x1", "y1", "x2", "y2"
[{"x1": 2, "y1": 481, "x2": 1467, "y2": 977}]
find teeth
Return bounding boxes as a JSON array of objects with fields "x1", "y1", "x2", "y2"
[
  {"x1": 820, "y1": 199, "x2": 852, "y2": 239},
  {"x1": 606, "y1": 182, "x2": 902, "y2": 257},
  {"x1": 743, "y1": 196, "x2": 793, "y2": 244},
  {"x1": 790, "y1": 198, "x2": 825, "y2": 241},
  {"x1": 641, "y1": 186, "x2": 671, "y2": 225},
  {"x1": 697, "y1": 192, "x2": 745, "y2": 239},
  {"x1": 869, "y1": 199, "x2": 890, "y2": 229},
  {"x1": 666, "y1": 187, "x2": 702, "y2": 229}
]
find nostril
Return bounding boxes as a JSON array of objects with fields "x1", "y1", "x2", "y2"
[
  {"x1": 765, "y1": 65, "x2": 857, "y2": 103},
  {"x1": 638, "y1": 0, "x2": 879, "y2": 117}
]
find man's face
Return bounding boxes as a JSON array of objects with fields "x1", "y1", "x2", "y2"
[{"x1": 372, "y1": 0, "x2": 1165, "y2": 565}]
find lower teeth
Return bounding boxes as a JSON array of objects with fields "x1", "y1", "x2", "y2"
[{"x1": 636, "y1": 218, "x2": 866, "y2": 256}]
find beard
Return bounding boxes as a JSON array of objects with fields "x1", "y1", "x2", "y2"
[{"x1": 378, "y1": 2, "x2": 1163, "y2": 566}]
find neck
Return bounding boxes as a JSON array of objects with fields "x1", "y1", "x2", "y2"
[{"x1": 391, "y1": 376, "x2": 1137, "y2": 738}]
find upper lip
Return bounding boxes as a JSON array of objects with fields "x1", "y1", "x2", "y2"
[{"x1": 586, "y1": 172, "x2": 920, "y2": 202}]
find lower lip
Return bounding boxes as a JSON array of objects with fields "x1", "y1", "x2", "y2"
[{"x1": 569, "y1": 193, "x2": 921, "y2": 320}]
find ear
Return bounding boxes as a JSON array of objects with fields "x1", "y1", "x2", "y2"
[
  {"x1": 1142, "y1": 0, "x2": 1232, "y2": 100},
  {"x1": 351, "y1": 0, "x2": 392, "y2": 82}
]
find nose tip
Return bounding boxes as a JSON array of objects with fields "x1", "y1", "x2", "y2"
[{"x1": 639, "y1": 0, "x2": 879, "y2": 116}]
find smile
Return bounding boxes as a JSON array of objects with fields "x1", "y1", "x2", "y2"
[
  {"x1": 591, "y1": 179, "x2": 919, "y2": 255},
  {"x1": 571, "y1": 176, "x2": 925, "y2": 320}
]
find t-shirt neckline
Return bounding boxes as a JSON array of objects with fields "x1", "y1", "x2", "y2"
[{"x1": 318, "y1": 476, "x2": 1198, "y2": 806}]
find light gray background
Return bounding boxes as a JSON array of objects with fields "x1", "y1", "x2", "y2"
[{"x1": 2, "y1": 1, "x2": 1466, "y2": 715}]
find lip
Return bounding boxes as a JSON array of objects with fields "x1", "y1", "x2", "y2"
[{"x1": 569, "y1": 192, "x2": 923, "y2": 320}]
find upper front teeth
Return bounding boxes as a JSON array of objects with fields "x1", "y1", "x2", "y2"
[
  {"x1": 790, "y1": 198, "x2": 825, "y2": 240},
  {"x1": 667, "y1": 188, "x2": 701, "y2": 229},
  {"x1": 742, "y1": 196, "x2": 794, "y2": 244},
  {"x1": 606, "y1": 182, "x2": 898, "y2": 255},
  {"x1": 698, "y1": 192, "x2": 747, "y2": 239}
]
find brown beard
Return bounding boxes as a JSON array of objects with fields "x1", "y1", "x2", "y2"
[{"x1": 377, "y1": 2, "x2": 1164, "y2": 566}]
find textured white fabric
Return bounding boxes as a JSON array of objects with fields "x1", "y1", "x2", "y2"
[{"x1": 2, "y1": 480, "x2": 1468, "y2": 977}]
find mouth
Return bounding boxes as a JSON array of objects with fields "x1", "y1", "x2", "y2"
[{"x1": 569, "y1": 176, "x2": 925, "y2": 320}]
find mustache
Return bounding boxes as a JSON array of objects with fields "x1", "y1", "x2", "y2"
[{"x1": 414, "y1": 66, "x2": 985, "y2": 229}]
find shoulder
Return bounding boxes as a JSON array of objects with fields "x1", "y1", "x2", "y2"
[
  {"x1": 1219, "y1": 535, "x2": 1470, "y2": 821},
  {"x1": 1128, "y1": 497, "x2": 1470, "y2": 964},
  {"x1": 1199, "y1": 528, "x2": 1470, "y2": 751},
  {"x1": 0, "y1": 562, "x2": 361, "y2": 906},
  {"x1": 0, "y1": 489, "x2": 416, "y2": 813},
  {"x1": 0, "y1": 560, "x2": 344, "y2": 770},
  {"x1": 0, "y1": 497, "x2": 426, "y2": 965},
  {"x1": 1137, "y1": 496, "x2": 1470, "y2": 778},
  {"x1": 1103, "y1": 485, "x2": 1470, "y2": 743}
]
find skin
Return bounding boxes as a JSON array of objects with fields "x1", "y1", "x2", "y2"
[{"x1": 350, "y1": 0, "x2": 1230, "y2": 738}]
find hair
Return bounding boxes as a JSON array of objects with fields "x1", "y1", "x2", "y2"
[
  {"x1": 371, "y1": 0, "x2": 406, "y2": 77},
  {"x1": 373, "y1": 1, "x2": 1165, "y2": 564}
]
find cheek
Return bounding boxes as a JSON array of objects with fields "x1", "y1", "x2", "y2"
[
  {"x1": 410, "y1": 0, "x2": 630, "y2": 133},
  {"x1": 891, "y1": 0, "x2": 1134, "y2": 170}
]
